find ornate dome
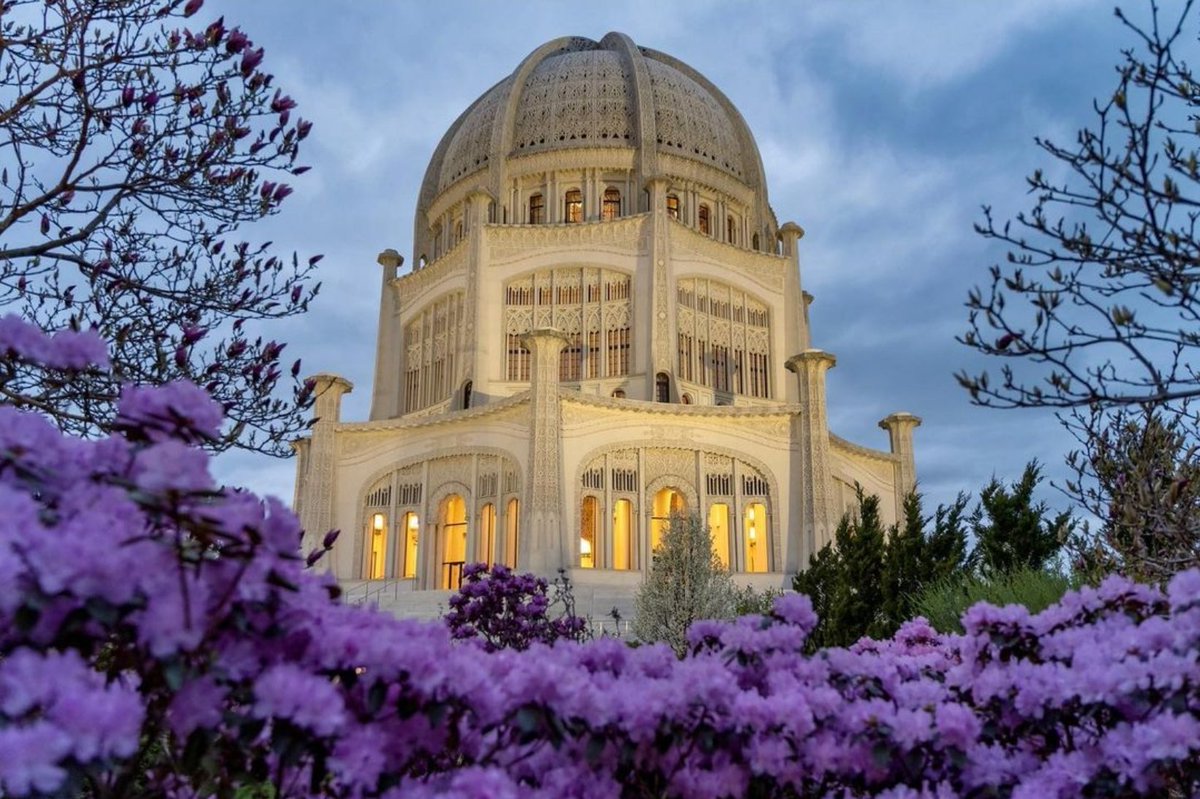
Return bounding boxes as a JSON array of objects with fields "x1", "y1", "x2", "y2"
[{"x1": 416, "y1": 32, "x2": 770, "y2": 226}]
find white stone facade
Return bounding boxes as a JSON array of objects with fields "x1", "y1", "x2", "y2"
[{"x1": 292, "y1": 33, "x2": 919, "y2": 614}]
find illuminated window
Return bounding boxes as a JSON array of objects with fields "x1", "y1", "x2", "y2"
[
  {"x1": 743, "y1": 502, "x2": 768, "y2": 573},
  {"x1": 651, "y1": 487, "x2": 686, "y2": 552},
  {"x1": 580, "y1": 496, "x2": 598, "y2": 568},
  {"x1": 602, "y1": 187, "x2": 621, "y2": 220},
  {"x1": 612, "y1": 498, "x2": 633, "y2": 570},
  {"x1": 666, "y1": 194, "x2": 680, "y2": 219},
  {"x1": 367, "y1": 512, "x2": 388, "y2": 579},
  {"x1": 698, "y1": 204, "x2": 711, "y2": 235},
  {"x1": 529, "y1": 193, "x2": 545, "y2": 224},
  {"x1": 565, "y1": 189, "x2": 583, "y2": 223},
  {"x1": 478, "y1": 503, "x2": 496, "y2": 565},
  {"x1": 401, "y1": 512, "x2": 419, "y2": 579},
  {"x1": 440, "y1": 495, "x2": 467, "y2": 589},
  {"x1": 707, "y1": 504, "x2": 730, "y2": 569},
  {"x1": 504, "y1": 498, "x2": 520, "y2": 568}
]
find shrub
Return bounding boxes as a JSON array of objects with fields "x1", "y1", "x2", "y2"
[{"x1": 914, "y1": 566, "x2": 1075, "y2": 634}]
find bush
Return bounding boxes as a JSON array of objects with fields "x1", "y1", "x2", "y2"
[
  {"x1": 444, "y1": 564, "x2": 590, "y2": 651},
  {"x1": 915, "y1": 566, "x2": 1075, "y2": 634},
  {"x1": 2, "y1": 316, "x2": 1199, "y2": 798}
]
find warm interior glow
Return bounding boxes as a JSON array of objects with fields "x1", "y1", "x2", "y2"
[
  {"x1": 479, "y1": 503, "x2": 496, "y2": 566},
  {"x1": 367, "y1": 512, "x2": 388, "y2": 579},
  {"x1": 707, "y1": 503, "x2": 730, "y2": 569},
  {"x1": 580, "y1": 496, "x2": 598, "y2": 569},
  {"x1": 612, "y1": 499, "x2": 632, "y2": 570},
  {"x1": 441, "y1": 495, "x2": 467, "y2": 589},
  {"x1": 372, "y1": 512, "x2": 385, "y2": 531},
  {"x1": 651, "y1": 488, "x2": 686, "y2": 551},
  {"x1": 743, "y1": 503, "x2": 767, "y2": 573},
  {"x1": 402, "y1": 512, "x2": 418, "y2": 579}
]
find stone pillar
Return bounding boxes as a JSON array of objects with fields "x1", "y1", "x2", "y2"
[
  {"x1": 778, "y1": 221, "x2": 806, "y2": 402},
  {"x1": 369, "y1": 249, "x2": 402, "y2": 420},
  {"x1": 465, "y1": 188, "x2": 493, "y2": 401},
  {"x1": 297, "y1": 373, "x2": 353, "y2": 570},
  {"x1": 645, "y1": 175, "x2": 672, "y2": 396},
  {"x1": 520, "y1": 328, "x2": 569, "y2": 575},
  {"x1": 879, "y1": 412, "x2": 922, "y2": 518},
  {"x1": 786, "y1": 350, "x2": 837, "y2": 569}
]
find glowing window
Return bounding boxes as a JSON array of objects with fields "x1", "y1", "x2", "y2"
[
  {"x1": 367, "y1": 512, "x2": 388, "y2": 579},
  {"x1": 743, "y1": 502, "x2": 767, "y2": 573},
  {"x1": 580, "y1": 496, "x2": 598, "y2": 568},
  {"x1": 440, "y1": 495, "x2": 467, "y2": 589},
  {"x1": 612, "y1": 498, "x2": 633, "y2": 570},
  {"x1": 707, "y1": 504, "x2": 730, "y2": 569},
  {"x1": 651, "y1": 487, "x2": 686, "y2": 552},
  {"x1": 565, "y1": 189, "x2": 583, "y2": 223},
  {"x1": 602, "y1": 187, "x2": 621, "y2": 221},
  {"x1": 666, "y1": 194, "x2": 680, "y2": 219},
  {"x1": 401, "y1": 512, "x2": 419, "y2": 579}
]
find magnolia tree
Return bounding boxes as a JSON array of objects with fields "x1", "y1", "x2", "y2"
[
  {"x1": 0, "y1": 0, "x2": 319, "y2": 455},
  {"x1": 1, "y1": 317, "x2": 1199, "y2": 797}
]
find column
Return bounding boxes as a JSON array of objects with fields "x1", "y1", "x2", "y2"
[
  {"x1": 879, "y1": 412, "x2": 922, "y2": 519},
  {"x1": 645, "y1": 175, "x2": 671, "y2": 395},
  {"x1": 520, "y1": 328, "x2": 569, "y2": 575},
  {"x1": 297, "y1": 373, "x2": 353, "y2": 570},
  {"x1": 369, "y1": 249, "x2": 402, "y2": 420},
  {"x1": 785, "y1": 350, "x2": 836, "y2": 571}
]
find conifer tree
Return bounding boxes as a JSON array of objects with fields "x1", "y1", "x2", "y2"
[
  {"x1": 633, "y1": 514, "x2": 736, "y2": 655},
  {"x1": 972, "y1": 462, "x2": 1071, "y2": 576}
]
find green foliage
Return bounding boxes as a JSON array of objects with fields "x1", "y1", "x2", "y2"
[
  {"x1": 633, "y1": 514, "x2": 736, "y2": 654},
  {"x1": 973, "y1": 461, "x2": 1072, "y2": 577},
  {"x1": 914, "y1": 566, "x2": 1075, "y2": 635},
  {"x1": 732, "y1": 584, "x2": 784, "y2": 617}
]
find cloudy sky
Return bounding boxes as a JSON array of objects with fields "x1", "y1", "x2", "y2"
[{"x1": 204, "y1": 0, "x2": 1178, "y2": 516}]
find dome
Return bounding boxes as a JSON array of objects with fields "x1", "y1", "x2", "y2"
[{"x1": 416, "y1": 32, "x2": 771, "y2": 230}]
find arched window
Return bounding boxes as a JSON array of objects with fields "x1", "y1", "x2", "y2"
[
  {"x1": 752, "y1": 232, "x2": 760, "y2": 251},
  {"x1": 612, "y1": 498, "x2": 633, "y2": 570},
  {"x1": 602, "y1": 187, "x2": 621, "y2": 221},
  {"x1": 529, "y1": 193, "x2": 545, "y2": 224},
  {"x1": 478, "y1": 503, "x2": 495, "y2": 566},
  {"x1": 580, "y1": 496, "x2": 599, "y2": 568},
  {"x1": 461, "y1": 380, "x2": 472, "y2": 410},
  {"x1": 611, "y1": 389, "x2": 625, "y2": 399},
  {"x1": 681, "y1": 393, "x2": 692, "y2": 405},
  {"x1": 666, "y1": 194, "x2": 680, "y2": 219},
  {"x1": 698, "y1": 204, "x2": 711, "y2": 235},
  {"x1": 439, "y1": 494, "x2": 467, "y2": 589},
  {"x1": 367, "y1": 511, "x2": 388, "y2": 579},
  {"x1": 655, "y1": 372, "x2": 670, "y2": 403},
  {"x1": 418, "y1": 254, "x2": 428, "y2": 269},
  {"x1": 727, "y1": 214, "x2": 737, "y2": 244},
  {"x1": 454, "y1": 218, "x2": 464, "y2": 243},
  {"x1": 565, "y1": 189, "x2": 583, "y2": 223},
  {"x1": 743, "y1": 502, "x2": 768, "y2": 573},
  {"x1": 401, "y1": 511, "x2": 419, "y2": 579},
  {"x1": 651, "y1": 487, "x2": 686, "y2": 552},
  {"x1": 707, "y1": 504, "x2": 730, "y2": 569},
  {"x1": 504, "y1": 498, "x2": 520, "y2": 568}
]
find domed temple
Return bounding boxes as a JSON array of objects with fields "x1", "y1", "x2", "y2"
[{"x1": 292, "y1": 33, "x2": 920, "y2": 613}]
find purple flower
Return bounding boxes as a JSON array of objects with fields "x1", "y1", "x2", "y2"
[{"x1": 253, "y1": 664, "x2": 345, "y2": 736}]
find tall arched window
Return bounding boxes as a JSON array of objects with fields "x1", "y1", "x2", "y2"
[
  {"x1": 529, "y1": 193, "x2": 545, "y2": 224},
  {"x1": 698, "y1": 204, "x2": 711, "y2": 235},
  {"x1": 401, "y1": 511, "x2": 419, "y2": 579},
  {"x1": 565, "y1": 189, "x2": 583, "y2": 223},
  {"x1": 743, "y1": 502, "x2": 768, "y2": 573},
  {"x1": 612, "y1": 498, "x2": 633, "y2": 570},
  {"x1": 602, "y1": 187, "x2": 621, "y2": 221},
  {"x1": 651, "y1": 487, "x2": 686, "y2": 552},
  {"x1": 460, "y1": 380, "x2": 472, "y2": 410},
  {"x1": 504, "y1": 498, "x2": 520, "y2": 568},
  {"x1": 707, "y1": 504, "x2": 730, "y2": 569},
  {"x1": 727, "y1": 214, "x2": 737, "y2": 244},
  {"x1": 655, "y1": 372, "x2": 670, "y2": 403},
  {"x1": 666, "y1": 194, "x2": 680, "y2": 219},
  {"x1": 478, "y1": 503, "x2": 496, "y2": 566},
  {"x1": 580, "y1": 496, "x2": 599, "y2": 568},
  {"x1": 752, "y1": 232, "x2": 760, "y2": 251},
  {"x1": 367, "y1": 512, "x2": 388, "y2": 579},
  {"x1": 440, "y1": 495, "x2": 467, "y2": 589}
]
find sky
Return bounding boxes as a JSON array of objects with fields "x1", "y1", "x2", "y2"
[{"x1": 204, "y1": 0, "x2": 1184, "y2": 518}]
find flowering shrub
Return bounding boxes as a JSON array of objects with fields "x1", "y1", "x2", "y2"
[
  {"x1": 445, "y1": 563, "x2": 590, "y2": 651},
  {"x1": 1, "y1": 314, "x2": 1198, "y2": 797}
]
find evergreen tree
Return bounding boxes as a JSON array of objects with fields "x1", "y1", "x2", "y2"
[
  {"x1": 972, "y1": 462, "x2": 1071, "y2": 577},
  {"x1": 633, "y1": 515, "x2": 736, "y2": 655},
  {"x1": 879, "y1": 492, "x2": 927, "y2": 635},
  {"x1": 825, "y1": 491, "x2": 886, "y2": 646},
  {"x1": 792, "y1": 536, "x2": 842, "y2": 651}
]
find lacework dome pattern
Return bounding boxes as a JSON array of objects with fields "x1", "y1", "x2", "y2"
[{"x1": 419, "y1": 33, "x2": 765, "y2": 217}]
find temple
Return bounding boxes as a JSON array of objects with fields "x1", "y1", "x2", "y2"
[{"x1": 292, "y1": 33, "x2": 920, "y2": 615}]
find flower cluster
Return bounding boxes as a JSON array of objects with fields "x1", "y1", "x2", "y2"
[
  {"x1": 444, "y1": 563, "x2": 590, "y2": 651},
  {"x1": 1, "y1": 315, "x2": 1198, "y2": 797}
]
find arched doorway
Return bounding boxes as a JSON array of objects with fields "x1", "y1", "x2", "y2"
[
  {"x1": 707, "y1": 503, "x2": 731, "y2": 569},
  {"x1": 439, "y1": 494, "x2": 467, "y2": 589},
  {"x1": 478, "y1": 503, "x2": 496, "y2": 566},
  {"x1": 612, "y1": 498, "x2": 633, "y2": 570},
  {"x1": 366, "y1": 511, "x2": 388, "y2": 579},
  {"x1": 580, "y1": 495, "x2": 599, "y2": 568}
]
